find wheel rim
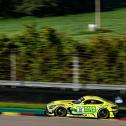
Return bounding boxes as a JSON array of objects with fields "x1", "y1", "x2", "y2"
[
  {"x1": 56, "y1": 108, "x2": 66, "y2": 116},
  {"x1": 99, "y1": 109, "x2": 108, "y2": 118}
]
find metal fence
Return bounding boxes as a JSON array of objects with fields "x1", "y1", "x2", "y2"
[{"x1": 0, "y1": 80, "x2": 126, "y2": 91}]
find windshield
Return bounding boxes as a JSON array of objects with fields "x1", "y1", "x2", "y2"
[{"x1": 73, "y1": 97, "x2": 85, "y2": 104}]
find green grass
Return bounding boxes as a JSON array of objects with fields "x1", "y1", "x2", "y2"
[
  {"x1": 119, "y1": 107, "x2": 126, "y2": 110},
  {"x1": 0, "y1": 8, "x2": 126, "y2": 42},
  {"x1": 0, "y1": 102, "x2": 46, "y2": 109}
]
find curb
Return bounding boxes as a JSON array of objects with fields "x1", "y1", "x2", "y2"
[
  {"x1": 118, "y1": 118, "x2": 126, "y2": 121},
  {"x1": 1, "y1": 112, "x2": 126, "y2": 121},
  {"x1": 0, "y1": 108, "x2": 126, "y2": 121},
  {"x1": 2, "y1": 112, "x2": 20, "y2": 116},
  {"x1": 0, "y1": 112, "x2": 45, "y2": 116},
  {"x1": 0, "y1": 108, "x2": 46, "y2": 117}
]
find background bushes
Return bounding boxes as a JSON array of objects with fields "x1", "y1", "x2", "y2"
[
  {"x1": 0, "y1": 26, "x2": 126, "y2": 84},
  {"x1": 12, "y1": 26, "x2": 75, "y2": 82},
  {"x1": 78, "y1": 34, "x2": 126, "y2": 84}
]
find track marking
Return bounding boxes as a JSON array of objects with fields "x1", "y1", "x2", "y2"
[{"x1": 2, "y1": 112, "x2": 20, "y2": 116}]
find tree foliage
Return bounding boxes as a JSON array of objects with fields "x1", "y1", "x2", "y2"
[
  {"x1": 0, "y1": 0, "x2": 125, "y2": 17},
  {"x1": 78, "y1": 34, "x2": 126, "y2": 84},
  {"x1": 13, "y1": 25, "x2": 75, "y2": 82},
  {"x1": 0, "y1": 26, "x2": 126, "y2": 84}
]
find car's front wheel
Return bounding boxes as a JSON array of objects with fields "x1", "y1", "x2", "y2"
[
  {"x1": 97, "y1": 108, "x2": 110, "y2": 119},
  {"x1": 54, "y1": 107, "x2": 67, "y2": 117}
]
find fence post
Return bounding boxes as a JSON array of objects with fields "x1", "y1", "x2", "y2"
[
  {"x1": 95, "y1": 0, "x2": 101, "y2": 29},
  {"x1": 73, "y1": 54, "x2": 79, "y2": 85},
  {"x1": 10, "y1": 49, "x2": 16, "y2": 81}
]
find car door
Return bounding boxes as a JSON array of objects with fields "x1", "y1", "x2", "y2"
[{"x1": 72, "y1": 99, "x2": 103, "y2": 115}]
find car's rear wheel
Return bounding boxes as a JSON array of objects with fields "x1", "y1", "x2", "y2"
[
  {"x1": 54, "y1": 107, "x2": 67, "y2": 117},
  {"x1": 97, "y1": 108, "x2": 109, "y2": 119}
]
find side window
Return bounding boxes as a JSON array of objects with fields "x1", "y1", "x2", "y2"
[
  {"x1": 95, "y1": 100, "x2": 103, "y2": 104},
  {"x1": 73, "y1": 97, "x2": 84, "y2": 104},
  {"x1": 84, "y1": 100, "x2": 103, "y2": 105},
  {"x1": 84, "y1": 100, "x2": 92, "y2": 104}
]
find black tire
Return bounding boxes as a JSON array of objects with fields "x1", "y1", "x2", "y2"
[
  {"x1": 54, "y1": 107, "x2": 67, "y2": 117},
  {"x1": 97, "y1": 108, "x2": 110, "y2": 119}
]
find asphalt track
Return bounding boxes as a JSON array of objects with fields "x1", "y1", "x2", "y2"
[{"x1": 0, "y1": 115, "x2": 126, "y2": 126}]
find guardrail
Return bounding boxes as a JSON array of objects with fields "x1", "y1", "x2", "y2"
[{"x1": 0, "y1": 80, "x2": 126, "y2": 91}]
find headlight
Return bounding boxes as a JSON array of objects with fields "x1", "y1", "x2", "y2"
[{"x1": 111, "y1": 106, "x2": 118, "y2": 109}]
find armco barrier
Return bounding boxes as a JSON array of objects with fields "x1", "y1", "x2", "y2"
[
  {"x1": 0, "y1": 80, "x2": 126, "y2": 91},
  {"x1": 0, "y1": 108, "x2": 46, "y2": 116}
]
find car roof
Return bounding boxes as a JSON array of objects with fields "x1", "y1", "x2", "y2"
[{"x1": 83, "y1": 96, "x2": 104, "y2": 101}]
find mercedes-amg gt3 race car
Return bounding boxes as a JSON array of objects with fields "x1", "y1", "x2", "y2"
[{"x1": 46, "y1": 96, "x2": 118, "y2": 119}]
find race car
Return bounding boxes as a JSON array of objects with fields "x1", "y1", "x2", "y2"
[{"x1": 46, "y1": 96, "x2": 118, "y2": 119}]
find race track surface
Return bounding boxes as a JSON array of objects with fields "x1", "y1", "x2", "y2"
[{"x1": 0, "y1": 115, "x2": 126, "y2": 126}]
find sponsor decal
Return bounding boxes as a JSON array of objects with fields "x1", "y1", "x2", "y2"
[
  {"x1": 77, "y1": 107, "x2": 84, "y2": 112},
  {"x1": 77, "y1": 106, "x2": 96, "y2": 113}
]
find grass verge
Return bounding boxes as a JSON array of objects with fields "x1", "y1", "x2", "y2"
[
  {"x1": 0, "y1": 8, "x2": 126, "y2": 42},
  {"x1": 0, "y1": 102, "x2": 46, "y2": 109}
]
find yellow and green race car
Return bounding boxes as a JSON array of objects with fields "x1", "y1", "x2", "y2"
[{"x1": 46, "y1": 96, "x2": 118, "y2": 119}]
